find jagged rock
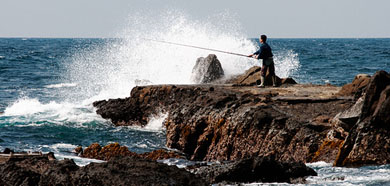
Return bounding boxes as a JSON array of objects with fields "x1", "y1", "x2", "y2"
[
  {"x1": 94, "y1": 84, "x2": 352, "y2": 163},
  {"x1": 337, "y1": 74, "x2": 371, "y2": 98},
  {"x1": 335, "y1": 70, "x2": 390, "y2": 167},
  {"x1": 333, "y1": 96, "x2": 365, "y2": 131},
  {"x1": 191, "y1": 54, "x2": 224, "y2": 83},
  {"x1": 192, "y1": 156, "x2": 317, "y2": 184},
  {"x1": 0, "y1": 155, "x2": 206, "y2": 186}
]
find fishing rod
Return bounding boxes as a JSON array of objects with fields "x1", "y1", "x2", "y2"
[{"x1": 144, "y1": 38, "x2": 252, "y2": 58}]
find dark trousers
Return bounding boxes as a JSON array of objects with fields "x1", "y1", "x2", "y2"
[{"x1": 261, "y1": 58, "x2": 275, "y2": 77}]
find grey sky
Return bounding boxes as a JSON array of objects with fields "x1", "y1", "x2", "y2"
[{"x1": 1, "y1": 0, "x2": 389, "y2": 38}]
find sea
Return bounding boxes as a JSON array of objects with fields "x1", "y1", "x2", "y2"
[{"x1": 1, "y1": 16, "x2": 390, "y2": 185}]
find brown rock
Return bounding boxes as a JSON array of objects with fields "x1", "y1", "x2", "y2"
[
  {"x1": 81, "y1": 143, "x2": 137, "y2": 161},
  {"x1": 281, "y1": 77, "x2": 297, "y2": 85},
  {"x1": 335, "y1": 70, "x2": 390, "y2": 167},
  {"x1": 140, "y1": 149, "x2": 186, "y2": 161},
  {"x1": 80, "y1": 143, "x2": 184, "y2": 161},
  {"x1": 227, "y1": 66, "x2": 288, "y2": 86},
  {"x1": 82, "y1": 143, "x2": 102, "y2": 159},
  {"x1": 74, "y1": 146, "x2": 83, "y2": 155},
  {"x1": 337, "y1": 74, "x2": 371, "y2": 98}
]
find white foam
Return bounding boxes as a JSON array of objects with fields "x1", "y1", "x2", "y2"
[
  {"x1": 144, "y1": 112, "x2": 168, "y2": 132},
  {"x1": 45, "y1": 83, "x2": 77, "y2": 88},
  {"x1": 2, "y1": 97, "x2": 106, "y2": 127},
  {"x1": 0, "y1": 56, "x2": 5, "y2": 59},
  {"x1": 306, "y1": 161, "x2": 332, "y2": 168},
  {"x1": 54, "y1": 154, "x2": 105, "y2": 167}
]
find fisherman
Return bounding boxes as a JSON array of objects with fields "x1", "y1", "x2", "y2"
[{"x1": 248, "y1": 35, "x2": 276, "y2": 88}]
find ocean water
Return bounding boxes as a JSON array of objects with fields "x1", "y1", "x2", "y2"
[{"x1": 1, "y1": 13, "x2": 390, "y2": 184}]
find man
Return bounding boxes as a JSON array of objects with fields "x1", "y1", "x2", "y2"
[{"x1": 248, "y1": 35, "x2": 276, "y2": 88}]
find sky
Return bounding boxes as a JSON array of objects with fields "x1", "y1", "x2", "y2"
[{"x1": 1, "y1": 0, "x2": 390, "y2": 38}]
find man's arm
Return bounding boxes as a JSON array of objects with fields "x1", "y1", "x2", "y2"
[{"x1": 248, "y1": 48, "x2": 261, "y2": 58}]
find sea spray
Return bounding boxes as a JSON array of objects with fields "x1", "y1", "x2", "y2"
[{"x1": 65, "y1": 10, "x2": 300, "y2": 102}]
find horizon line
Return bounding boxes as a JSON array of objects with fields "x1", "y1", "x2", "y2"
[{"x1": 1, "y1": 36, "x2": 390, "y2": 39}]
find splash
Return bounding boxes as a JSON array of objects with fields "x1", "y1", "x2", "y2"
[
  {"x1": 273, "y1": 49, "x2": 300, "y2": 78},
  {"x1": 65, "y1": 10, "x2": 258, "y2": 102},
  {"x1": 144, "y1": 112, "x2": 168, "y2": 132}
]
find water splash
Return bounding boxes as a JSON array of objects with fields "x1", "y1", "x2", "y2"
[
  {"x1": 65, "y1": 10, "x2": 258, "y2": 102},
  {"x1": 274, "y1": 49, "x2": 300, "y2": 78}
]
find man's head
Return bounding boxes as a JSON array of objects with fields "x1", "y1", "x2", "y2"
[{"x1": 260, "y1": 35, "x2": 267, "y2": 43}]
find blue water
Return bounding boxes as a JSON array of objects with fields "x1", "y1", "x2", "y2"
[{"x1": 1, "y1": 38, "x2": 390, "y2": 183}]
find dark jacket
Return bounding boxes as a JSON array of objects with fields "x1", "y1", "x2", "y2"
[{"x1": 253, "y1": 42, "x2": 273, "y2": 59}]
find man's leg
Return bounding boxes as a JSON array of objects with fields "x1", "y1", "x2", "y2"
[
  {"x1": 269, "y1": 63, "x2": 277, "y2": 87},
  {"x1": 259, "y1": 65, "x2": 267, "y2": 88}
]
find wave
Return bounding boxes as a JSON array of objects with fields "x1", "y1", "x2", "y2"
[{"x1": 1, "y1": 97, "x2": 106, "y2": 127}]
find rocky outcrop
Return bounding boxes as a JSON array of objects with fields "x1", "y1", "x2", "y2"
[
  {"x1": 94, "y1": 84, "x2": 352, "y2": 163},
  {"x1": 335, "y1": 71, "x2": 390, "y2": 167},
  {"x1": 191, "y1": 156, "x2": 317, "y2": 184},
  {"x1": 191, "y1": 54, "x2": 224, "y2": 83},
  {"x1": 79, "y1": 143, "x2": 185, "y2": 161},
  {"x1": 0, "y1": 152, "x2": 206, "y2": 186},
  {"x1": 227, "y1": 66, "x2": 296, "y2": 86}
]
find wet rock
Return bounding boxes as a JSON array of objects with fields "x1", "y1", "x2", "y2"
[
  {"x1": 80, "y1": 143, "x2": 185, "y2": 161},
  {"x1": 192, "y1": 156, "x2": 317, "y2": 184},
  {"x1": 0, "y1": 154, "x2": 206, "y2": 186},
  {"x1": 335, "y1": 70, "x2": 390, "y2": 167},
  {"x1": 94, "y1": 84, "x2": 351, "y2": 163},
  {"x1": 139, "y1": 149, "x2": 186, "y2": 161},
  {"x1": 82, "y1": 143, "x2": 138, "y2": 161},
  {"x1": 191, "y1": 54, "x2": 224, "y2": 83}
]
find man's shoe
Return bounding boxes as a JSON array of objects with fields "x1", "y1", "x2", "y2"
[{"x1": 258, "y1": 85, "x2": 265, "y2": 88}]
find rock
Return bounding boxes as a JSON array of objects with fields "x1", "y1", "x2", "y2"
[
  {"x1": 74, "y1": 146, "x2": 83, "y2": 155},
  {"x1": 80, "y1": 143, "x2": 185, "y2": 161},
  {"x1": 335, "y1": 70, "x2": 390, "y2": 167},
  {"x1": 281, "y1": 77, "x2": 297, "y2": 85},
  {"x1": 140, "y1": 149, "x2": 186, "y2": 161},
  {"x1": 3, "y1": 148, "x2": 14, "y2": 154},
  {"x1": 0, "y1": 155, "x2": 207, "y2": 186},
  {"x1": 337, "y1": 74, "x2": 371, "y2": 98},
  {"x1": 333, "y1": 96, "x2": 365, "y2": 131},
  {"x1": 227, "y1": 66, "x2": 295, "y2": 86},
  {"x1": 192, "y1": 156, "x2": 317, "y2": 184},
  {"x1": 191, "y1": 54, "x2": 224, "y2": 83},
  {"x1": 94, "y1": 84, "x2": 352, "y2": 163},
  {"x1": 82, "y1": 143, "x2": 137, "y2": 161}
]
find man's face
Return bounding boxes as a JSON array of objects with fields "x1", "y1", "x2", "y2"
[{"x1": 260, "y1": 38, "x2": 263, "y2": 43}]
